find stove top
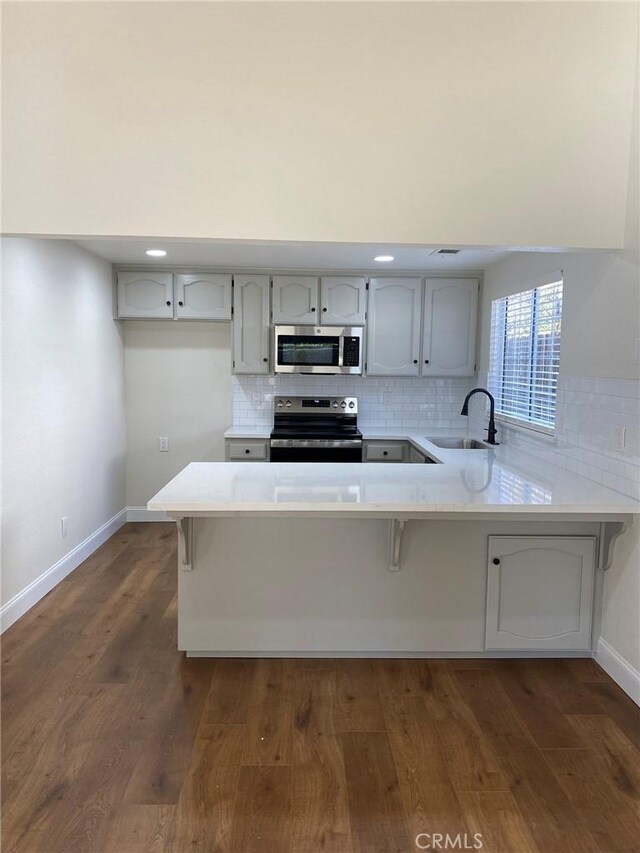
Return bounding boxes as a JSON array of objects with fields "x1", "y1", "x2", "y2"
[{"x1": 271, "y1": 396, "x2": 361, "y2": 441}]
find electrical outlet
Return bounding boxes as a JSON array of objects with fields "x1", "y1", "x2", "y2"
[
  {"x1": 158, "y1": 437, "x2": 169, "y2": 452},
  {"x1": 61, "y1": 516, "x2": 68, "y2": 538},
  {"x1": 252, "y1": 392, "x2": 262, "y2": 406},
  {"x1": 613, "y1": 425, "x2": 626, "y2": 452}
]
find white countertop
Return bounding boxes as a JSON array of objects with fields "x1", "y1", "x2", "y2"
[{"x1": 150, "y1": 433, "x2": 640, "y2": 519}]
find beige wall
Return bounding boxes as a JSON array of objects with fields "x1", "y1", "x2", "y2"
[
  {"x1": 2, "y1": 1, "x2": 638, "y2": 249},
  {"x1": 1, "y1": 237, "x2": 126, "y2": 605},
  {"x1": 123, "y1": 321, "x2": 232, "y2": 508}
]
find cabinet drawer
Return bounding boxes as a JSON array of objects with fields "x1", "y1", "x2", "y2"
[
  {"x1": 226, "y1": 441, "x2": 269, "y2": 461},
  {"x1": 364, "y1": 442, "x2": 405, "y2": 462}
]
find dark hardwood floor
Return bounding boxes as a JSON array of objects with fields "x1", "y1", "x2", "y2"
[{"x1": 2, "y1": 522, "x2": 639, "y2": 852}]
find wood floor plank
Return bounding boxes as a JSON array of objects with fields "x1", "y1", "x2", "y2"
[
  {"x1": 333, "y1": 659, "x2": 386, "y2": 732},
  {"x1": 229, "y1": 766, "x2": 292, "y2": 853},
  {"x1": 173, "y1": 724, "x2": 247, "y2": 853},
  {"x1": 542, "y1": 747, "x2": 640, "y2": 851},
  {"x1": 290, "y1": 670, "x2": 352, "y2": 853},
  {"x1": 583, "y1": 680, "x2": 640, "y2": 751},
  {"x1": 341, "y1": 730, "x2": 409, "y2": 853},
  {"x1": 493, "y1": 661, "x2": 587, "y2": 749},
  {"x1": 202, "y1": 658, "x2": 258, "y2": 725},
  {"x1": 100, "y1": 805, "x2": 176, "y2": 853},
  {"x1": 455, "y1": 668, "x2": 602, "y2": 853},
  {"x1": 244, "y1": 659, "x2": 294, "y2": 765},
  {"x1": 458, "y1": 791, "x2": 538, "y2": 853},
  {"x1": 382, "y1": 692, "x2": 471, "y2": 843},
  {"x1": 374, "y1": 658, "x2": 433, "y2": 697}
]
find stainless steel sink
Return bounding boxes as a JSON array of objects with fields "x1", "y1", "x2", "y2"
[{"x1": 427, "y1": 437, "x2": 488, "y2": 449}]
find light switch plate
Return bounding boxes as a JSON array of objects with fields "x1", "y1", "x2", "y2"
[{"x1": 158, "y1": 437, "x2": 169, "y2": 452}]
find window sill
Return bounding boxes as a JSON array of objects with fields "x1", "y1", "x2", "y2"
[{"x1": 495, "y1": 414, "x2": 557, "y2": 443}]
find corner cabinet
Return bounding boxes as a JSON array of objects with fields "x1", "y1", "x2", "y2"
[
  {"x1": 421, "y1": 278, "x2": 478, "y2": 376},
  {"x1": 232, "y1": 275, "x2": 270, "y2": 374},
  {"x1": 175, "y1": 274, "x2": 232, "y2": 320},
  {"x1": 117, "y1": 272, "x2": 174, "y2": 319},
  {"x1": 271, "y1": 276, "x2": 319, "y2": 324},
  {"x1": 366, "y1": 277, "x2": 422, "y2": 376},
  {"x1": 485, "y1": 536, "x2": 596, "y2": 651},
  {"x1": 320, "y1": 277, "x2": 367, "y2": 325}
]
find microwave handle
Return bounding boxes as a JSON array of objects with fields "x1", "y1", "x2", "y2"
[{"x1": 338, "y1": 334, "x2": 344, "y2": 367}]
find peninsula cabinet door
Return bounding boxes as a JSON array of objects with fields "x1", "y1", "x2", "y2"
[
  {"x1": 117, "y1": 272, "x2": 174, "y2": 319},
  {"x1": 366, "y1": 277, "x2": 422, "y2": 376},
  {"x1": 320, "y1": 276, "x2": 367, "y2": 325},
  {"x1": 175, "y1": 274, "x2": 232, "y2": 320},
  {"x1": 232, "y1": 275, "x2": 270, "y2": 374},
  {"x1": 421, "y1": 278, "x2": 478, "y2": 376},
  {"x1": 271, "y1": 276, "x2": 319, "y2": 324},
  {"x1": 485, "y1": 536, "x2": 596, "y2": 651}
]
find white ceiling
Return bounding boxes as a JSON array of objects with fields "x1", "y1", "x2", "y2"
[{"x1": 72, "y1": 237, "x2": 515, "y2": 272}]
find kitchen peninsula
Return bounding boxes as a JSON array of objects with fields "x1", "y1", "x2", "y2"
[{"x1": 148, "y1": 437, "x2": 639, "y2": 658}]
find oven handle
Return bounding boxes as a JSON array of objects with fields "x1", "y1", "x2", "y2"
[{"x1": 270, "y1": 439, "x2": 363, "y2": 449}]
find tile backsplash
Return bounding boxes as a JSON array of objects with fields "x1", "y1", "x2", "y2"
[
  {"x1": 232, "y1": 375, "x2": 474, "y2": 432},
  {"x1": 470, "y1": 373, "x2": 640, "y2": 499}
]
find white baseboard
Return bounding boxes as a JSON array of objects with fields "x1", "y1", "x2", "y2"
[
  {"x1": 595, "y1": 638, "x2": 640, "y2": 705},
  {"x1": 126, "y1": 506, "x2": 170, "y2": 522},
  {"x1": 0, "y1": 508, "x2": 127, "y2": 633}
]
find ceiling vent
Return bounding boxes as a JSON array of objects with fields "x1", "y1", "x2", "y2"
[{"x1": 430, "y1": 248, "x2": 461, "y2": 256}]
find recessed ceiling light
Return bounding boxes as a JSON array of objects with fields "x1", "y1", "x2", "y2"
[
  {"x1": 373, "y1": 254, "x2": 394, "y2": 262},
  {"x1": 145, "y1": 249, "x2": 167, "y2": 257}
]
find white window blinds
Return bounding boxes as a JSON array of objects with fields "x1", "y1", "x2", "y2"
[{"x1": 488, "y1": 276, "x2": 563, "y2": 432}]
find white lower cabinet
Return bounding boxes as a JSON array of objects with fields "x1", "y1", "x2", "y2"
[{"x1": 485, "y1": 536, "x2": 596, "y2": 651}]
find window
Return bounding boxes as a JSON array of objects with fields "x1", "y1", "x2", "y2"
[{"x1": 488, "y1": 274, "x2": 563, "y2": 433}]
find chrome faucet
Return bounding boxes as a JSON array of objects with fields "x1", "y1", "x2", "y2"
[{"x1": 461, "y1": 388, "x2": 499, "y2": 445}]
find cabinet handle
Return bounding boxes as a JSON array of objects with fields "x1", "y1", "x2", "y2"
[
  {"x1": 178, "y1": 301, "x2": 184, "y2": 307},
  {"x1": 244, "y1": 449, "x2": 250, "y2": 455},
  {"x1": 166, "y1": 301, "x2": 171, "y2": 306},
  {"x1": 413, "y1": 359, "x2": 418, "y2": 364},
  {"x1": 311, "y1": 307, "x2": 316, "y2": 312},
  {"x1": 262, "y1": 357, "x2": 268, "y2": 362},
  {"x1": 322, "y1": 307, "x2": 328, "y2": 312},
  {"x1": 424, "y1": 359, "x2": 430, "y2": 364},
  {"x1": 383, "y1": 450, "x2": 388, "y2": 456},
  {"x1": 492, "y1": 557, "x2": 500, "y2": 565}
]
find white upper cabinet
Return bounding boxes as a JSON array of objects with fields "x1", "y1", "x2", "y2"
[
  {"x1": 271, "y1": 276, "x2": 319, "y2": 324},
  {"x1": 320, "y1": 276, "x2": 367, "y2": 325},
  {"x1": 175, "y1": 274, "x2": 232, "y2": 320},
  {"x1": 233, "y1": 275, "x2": 270, "y2": 374},
  {"x1": 117, "y1": 272, "x2": 174, "y2": 319},
  {"x1": 421, "y1": 278, "x2": 478, "y2": 376},
  {"x1": 485, "y1": 536, "x2": 596, "y2": 651},
  {"x1": 366, "y1": 277, "x2": 422, "y2": 376}
]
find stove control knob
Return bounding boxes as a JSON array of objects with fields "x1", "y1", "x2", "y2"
[
  {"x1": 333, "y1": 401, "x2": 339, "y2": 408},
  {"x1": 348, "y1": 401, "x2": 355, "y2": 409},
  {"x1": 277, "y1": 400, "x2": 284, "y2": 408},
  {"x1": 285, "y1": 400, "x2": 292, "y2": 408},
  {"x1": 340, "y1": 401, "x2": 347, "y2": 408}
]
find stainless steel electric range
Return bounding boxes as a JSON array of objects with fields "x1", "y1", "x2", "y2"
[{"x1": 269, "y1": 396, "x2": 362, "y2": 463}]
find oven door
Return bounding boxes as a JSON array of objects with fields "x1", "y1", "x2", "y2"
[
  {"x1": 274, "y1": 326, "x2": 362, "y2": 375},
  {"x1": 270, "y1": 439, "x2": 362, "y2": 463}
]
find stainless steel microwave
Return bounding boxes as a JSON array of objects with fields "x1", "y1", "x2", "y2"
[{"x1": 273, "y1": 325, "x2": 364, "y2": 375}]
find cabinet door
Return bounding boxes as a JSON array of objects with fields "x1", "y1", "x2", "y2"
[
  {"x1": 320, "y1": 276, "x2": 366, "y2": 325},
  {"x1": 271, "y1": 276, "x2": 319, "y2": 324},
  {"x1": 233, "y1": 275, "x2": 270, "y2": 374},
  {"x1": 117, "y1": 272, "x2": 174, "y2": 319},
  {"x1": 422, "y1": 278, "x2": 478, "y2": 376},
  {"x1": 175, "y1": 274, "x2": 232, "y2": 320},
  {"x1": 366, "y1": 278, "x2": 422, "y2": 376},
  {"x1": 486, "y1": 536, "x2": 596, "y2": 651}
]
